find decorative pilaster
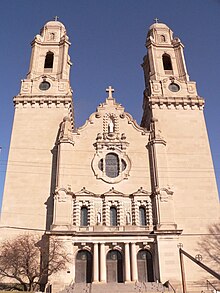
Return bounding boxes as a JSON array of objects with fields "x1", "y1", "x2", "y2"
[
  {"x1": 89, "y1": 200, "x2": 94, "y2": 226},
  {"x1": 118, "y1": 201, "x2": 123, "y2": 226},
  {"x1": 132, "y1": 199, "x2": 138, "y2": 225},
  {"x1": 102, "y1": 199, "x2": 108, "y2": 225},
  {"x1": 73, "y1": 200, "x2": 80, "y2": 226},
  {"x1": 146, "y1": 198, "x2": 153, "y2": 226}
]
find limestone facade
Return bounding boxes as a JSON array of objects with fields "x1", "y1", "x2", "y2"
[{"x1": 0, "y1": 20, "x2": 219, "y2": 293}]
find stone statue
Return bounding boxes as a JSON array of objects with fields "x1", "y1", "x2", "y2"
[{"x1": 60, "y1": 116, "x2": 72, "y2": 141}]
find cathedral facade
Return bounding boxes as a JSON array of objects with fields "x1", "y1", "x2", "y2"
[{"x1": 1, "y1": 20, "x2": 219, "y2": 293}]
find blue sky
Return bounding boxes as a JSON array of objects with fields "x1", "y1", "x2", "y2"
[{"x1": 1, "y1": 0, "x2": 220, "y2": 208}]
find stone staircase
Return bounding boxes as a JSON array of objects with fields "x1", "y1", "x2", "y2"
[{"x1": 59, "y1": 282, "x2": 169, "y2": 293}]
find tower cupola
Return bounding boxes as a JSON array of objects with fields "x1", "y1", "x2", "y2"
[
  {"x1": 141, "y1": 22, "x2": 203, "y2": 129},
  {"x1": 18, "y1": 19, "x2": 73, "y2": 98},
  {"x1": 143, "y1": 22, "x2": 189, "y2": 84},
  {"x1": 27, "y1": 19, "x2": 72, "y2": 81}
]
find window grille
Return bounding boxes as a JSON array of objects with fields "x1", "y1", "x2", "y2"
[{"x1": 105, "y1": 153, "x2": 119, "y2": 178}]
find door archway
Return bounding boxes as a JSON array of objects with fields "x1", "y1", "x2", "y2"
[
  {"x1": 106, "y1": 250, "x2": 123, "y2": 283},
  {"x1": 137, "y1": 250, "x2": 154, "y2": 282},
  {"x1": 75, "y1": 250, "x2": 93, "y2": 283}
]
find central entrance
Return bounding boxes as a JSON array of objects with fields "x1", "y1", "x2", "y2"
[
  {"x1": 75, "y1": 250, "x2": 92, "y2": 283},
  {"x1": 106, "y1": 250, "x2": 123, "y2": 283}
]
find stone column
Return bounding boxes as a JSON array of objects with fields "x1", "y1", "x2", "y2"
[
  {"x1": 125, "y1": 242, "x2": 131, "y2": 282},
  {"x1": 100, "y1": 243, "x2": 106, "y2": 282},
  {"x1": 93, "y1": 243, "x2": 99, "y2": 282},
  {"x1": 131, "y1": 243, "x2": 138, "y2": 281}
]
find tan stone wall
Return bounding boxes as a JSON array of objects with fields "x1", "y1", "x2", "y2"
[
  {"x1": 0, "y1": 105, "x2": 70, "y2": 239},
  {"x1": 152, "y1": 105, "x2": 219, "y2": 285}
]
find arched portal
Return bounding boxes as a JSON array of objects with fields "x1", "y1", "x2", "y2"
[
  {"x1": 106, "y1": 250, "x2": 123, "y2": 283},
  {"x1": 75, "y1": 250, "x2": 92, "y2": 283},
  {"x1": 137, "y1": 250, "x2": 154, "y2": 282}
]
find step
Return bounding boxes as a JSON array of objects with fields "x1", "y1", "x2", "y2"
[{"x1": 59, "y1": 282, "x2": 168, "y2": 293}]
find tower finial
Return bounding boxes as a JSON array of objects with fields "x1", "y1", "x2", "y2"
[
  {"x1": 154, "y1": 18, "x2": 159, "y2": 23},
  {"x1": 106, "y1": 86, "x2": 115, "y2": 99},
  {"x1": 54, "y1": 16, "x2": 59, "y2": 21}
]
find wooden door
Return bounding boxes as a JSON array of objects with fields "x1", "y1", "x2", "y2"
[
  {"x1": 106, "y1": 250, "x2": 123, "y2": 283},
  {"x1": 75, "y1": 250, "x2": 92, "y2": 283}
]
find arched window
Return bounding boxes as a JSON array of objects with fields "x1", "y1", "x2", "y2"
[
  {"x1": 44, "y1": 51, "x2": 54, "y2": 68},
  {"x1": 160, "y1": 35, "x2": 166, "y2": 42},
  {"x1": 81, "y1": 207, "x2": 88, "y2": 226},
  {"x1": 105, "y1": 153, "x2": 119, "y2": 178},
  {"x1": 110, "y1": 206, "x2": 117, "y2": 226},
  {"x1": 162, "y1": 53, "x2": 172, "y2": 71},
  {"x1": 139, "y1": 207, "x2": 147, "y2": 226}
]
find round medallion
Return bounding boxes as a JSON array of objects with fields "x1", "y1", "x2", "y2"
[
  {"x1": 168, "y1": 83, "x2": 180, "y2": 92},
  {"x1": 39, "y1": 81, "x2": 51, "y2": 91}
]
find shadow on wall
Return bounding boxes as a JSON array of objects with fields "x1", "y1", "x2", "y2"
[
  {"x1": 45, "y1": 122, "x2": 62, "y2": 231},
  {"x1": 197, "y1": 223, "x2": 220, "y2": 288}
]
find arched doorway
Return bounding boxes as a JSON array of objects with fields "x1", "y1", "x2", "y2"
[
  {"x1": 137, "y1": 250, "x2": 154, "y2": 282},
  {"x1": 75, "y1": 250, "x2": 92, "y2": 283},
  {"x1": 106, "y1": 250, "x2": 123, "y2": 283}
]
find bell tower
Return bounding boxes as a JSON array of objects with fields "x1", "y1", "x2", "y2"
[
  {"x1": 1, "y1": 19, "x2": 74, "y2": 236},
  {"x1": 141, "y1": 22, "x2": 219, "y2": 285},
  {"x1": 141, "y1": 22, "x2": 201, "y2": 129}
]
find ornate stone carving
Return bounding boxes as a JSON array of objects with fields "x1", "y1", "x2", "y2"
[
  {"x1": 59, "y1": 116, "x2": 73, "y2": 143},
  {"x1": 159, "y1": 186, "x2": 174, "y2": 202}
]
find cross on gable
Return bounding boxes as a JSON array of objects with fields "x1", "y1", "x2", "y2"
[
  {"x1": 106, "y1": 86, "x2": 115, "y2": 99},
  {"x1": 54, "y1": 16, "x2": 59, "y2": 21},
  {"x1": 154, "y1": 17, "x2": 159, "y2": 23}
]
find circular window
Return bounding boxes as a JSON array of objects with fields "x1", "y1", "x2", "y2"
[
  {"x1": 98, "y1": 153, "x2": 127, "y2": 179},
  {"x1": 168, "y1": 83, "x2": 180, "y2": 92},
  {"x1": 39, "y1": 81, "x2": 51, "y2": 91},
  {"x1": 92, "y1": 149, "x2": 130, "y2": 183}
]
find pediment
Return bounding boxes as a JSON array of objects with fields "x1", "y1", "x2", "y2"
[
  {"x1": 131, "y1": 187, "x2": 151, "y2": 197},
  {"x1": 74, "y1": 187, "x2": 96, "y2": 197},
  {"x1": 101, "y1": 187, "x2": 125, "y2": 197}
]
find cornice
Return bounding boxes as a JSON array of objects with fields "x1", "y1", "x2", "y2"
[
  {"x1": 13, "y1": 95, "x2": 73, "y2": 107},
  {"x1": 147, "y1": 95, "x2": 205, "y2": 110}
]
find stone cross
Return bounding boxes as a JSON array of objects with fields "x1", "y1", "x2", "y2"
[
  {"x1": 54, "y1": 16, "x2": 59, "y2": 21},
  {"x1": 106, "y1": 86, "x2": 115, "y2": 99},
  {"x1": 154, "y1": 18, "x2": 159, "y2": 23}
]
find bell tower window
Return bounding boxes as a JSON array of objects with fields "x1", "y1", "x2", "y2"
[
  {"x1": 162, "y1": 53, "x2": 173, "y2": 73},
  {"x1": 160, "y1": 35, "x2": 166, "y2": 42},
  {"x1": 44, "y1": 51, "x2": 54, "y2": 69}
]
